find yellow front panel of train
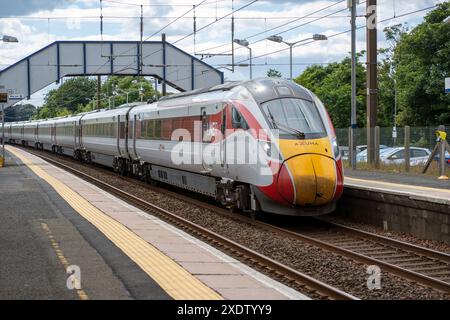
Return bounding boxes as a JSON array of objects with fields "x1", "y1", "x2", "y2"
[{"x1": 279, "y1": 138, "x2": 336, "y2": 206}]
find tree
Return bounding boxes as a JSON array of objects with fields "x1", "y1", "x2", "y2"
[
  {"x1": 33, "y1": 76, "x2": 158, "y2": 119},
  {"x1": 5, "y1": 104, "x2": 36, "y2": 122},
  {"x1": 35, "y1": 77, "x2": 96, "y2": 119},
  {"x1": 100, "y1": 76, "x2": 157, "y2": 109},
  {"x1": 393, "y1": 2, "x2": 450, "y2": 125},
  {"x1": 377, "y1": 24, "x2": 408, "y2": 127},
  {"x1": 294, "y1": 55, "x2": 367, "y2": 128},
  {"x1": 267, "y1": 68, "x2": 282, "y2": 78}
]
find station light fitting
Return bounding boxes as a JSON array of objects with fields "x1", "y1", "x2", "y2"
[
  {"x1": 2, "y1": 35, "x2": 18, "y2": 43},
  {"x1": 267, "y1": 35, "x2": 283, "y2": 43},
  {"x1": 312, "y1": 34, "x2": 328, "y2": 41},
  {"x1": 233, "y1": 39, "x2": 249, "y2": 47}
]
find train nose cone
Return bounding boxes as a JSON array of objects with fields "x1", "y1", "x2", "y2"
[{"x1": 278, "y1": 154, "x2": 337, "y2": 206}]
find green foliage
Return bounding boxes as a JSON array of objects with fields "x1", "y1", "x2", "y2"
[
  {"x1": 100, "y1": 76, "x2": 156, "y2": 109},
  {"x1": 5, "y1": 103, "x2": 36, "y2": 122},
  {"x1": 267, "y1": 68, "x2": 282, "y2": 78},
  {"x1": 36, "y1": 77, "x2": 96, "y2": 119},
  {"x1": 34, "y1": 76, "x2": 157, "y2": 119},
  {"x1": 294, "y1": 4, "x2": 450, "y2": 128},
  {"x1": 294, "y1": 55, "x2": 367, "y2": 128},
  {"x1": 393, "y1": 2, "x2": 450, "y2": 125}
]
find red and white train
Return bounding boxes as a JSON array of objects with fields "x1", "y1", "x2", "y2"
[{"x1": 2, "y1": 78, "x2": 343, "y2": 216}]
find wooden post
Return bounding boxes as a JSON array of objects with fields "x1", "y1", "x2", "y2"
[
  {"x1": 348, "y1": 126, "x2": 353, "y2": 169},
  {"x1": 404, "y1": 126, "x2": 410, "y2": 172},
  {"x1": 437, "y1": 125, "x2": 448, "y2": 180},
  {"x1": 374, "y1": 126, "x2": 380, "y2": 168}
]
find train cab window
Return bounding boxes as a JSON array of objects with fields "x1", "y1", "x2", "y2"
[
  {"x1": 261, "y1": 98, "x2": 326, "y2": 139},
  {"x1": 231, "y1": 108, "x2": 248, "y2": 130}
]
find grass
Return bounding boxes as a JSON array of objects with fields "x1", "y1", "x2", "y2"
[{"x1": 341, "y1": 160, "x2": 446, "y2": 178}]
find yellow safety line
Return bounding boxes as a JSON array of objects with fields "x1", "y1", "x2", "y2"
[
  {"x1": 41, "y1": 222, "x2": 89, "y2": 300},
  {"x1": 345, "y1": 177, "x2": 450, "y2": 196},
  {"x1": 7, "y1": 146, "x2": 222, "y2": 300}
]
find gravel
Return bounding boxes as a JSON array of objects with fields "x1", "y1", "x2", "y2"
[{"x1": 28, "y1": 149, "x2": 450, "y2": 300}]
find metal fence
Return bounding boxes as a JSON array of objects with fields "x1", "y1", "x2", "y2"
[
  {"x1": 336, "y1": 126, "x2": 450, "y2": 151},
  {"x1": 335, "y1": 125, "x2": 450, "y2": 176}
]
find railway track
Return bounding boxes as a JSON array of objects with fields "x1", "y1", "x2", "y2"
[
  {"x1": 289, "y1": 220, "x2": 450, "y2": 290},
  {"x1": 24, "y1": 149, "x2": 357, "y2": 300}
]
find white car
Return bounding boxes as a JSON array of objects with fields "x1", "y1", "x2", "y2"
[
  {"x1": 355, "y1": 145, "x2": 391, "y2": 162},
  {"x1": 380, "y1": 147, "x2": 431, "y2": 166}
]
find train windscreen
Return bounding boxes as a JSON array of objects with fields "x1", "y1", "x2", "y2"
[{"x1": 261, "y1": 98, "x2": 327, "y2": 139}]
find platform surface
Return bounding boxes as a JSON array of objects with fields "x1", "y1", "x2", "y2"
[
  {"x1": 0, "y1": 146, "x2": 307, "y2": 300},
  {"x1": 344, "y1": 169, "x2": 450, "y2": 205}
]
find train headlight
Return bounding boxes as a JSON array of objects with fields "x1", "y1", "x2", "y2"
[{"x1": 331, "y1": 137, "x2": 340, "y2": 159}]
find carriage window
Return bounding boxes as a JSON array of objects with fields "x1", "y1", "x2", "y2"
[{"x1": 155, "y1": 120, "x2": 162, "y2": 138}]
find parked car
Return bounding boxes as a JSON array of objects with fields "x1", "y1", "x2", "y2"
[
  {"x1": 341, "y1": 145, "x2": 389, "y2": 161},
  {"x1": 357, "y1": 147, "x2": 431, "y2": 165},
  {"x1": 434, "y1": 151, "x2": 450, "y2": 165},
  {"x1": 355, "y1": 145, "x2": 391, "y2": 162},
  {"x1": 379, "y1": 147, "x2": 431, "y2": 166}
]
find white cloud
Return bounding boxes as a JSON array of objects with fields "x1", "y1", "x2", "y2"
[{"x1": 0, "y1": 0, "x2": 445, "y2": 106}]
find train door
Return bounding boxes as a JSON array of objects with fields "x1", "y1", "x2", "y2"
[
  {"x1": 117, "y1": 115, "x2": 127, "y2": 157},
  {"x1": 116, "y1": 115, "x2": 122, "y2": 157},
  {"x1": 75, "y1": 120, "x2": 81, "y2": 149},
  {"x1": 220, "y1": 103, "x2": 230, "y2": 177},
  {"x1": 220, "y1": 104, "x2": 228, "y2": 172},
  {"x1": 131, "y1": 114, "x2": 139, "y2": 160},
  {"x1": 200, "y1": 107, "x2": 212, "y2": 173},
  {"x1": 51, "y1": 123, "x2": 56, "y2": 146}
]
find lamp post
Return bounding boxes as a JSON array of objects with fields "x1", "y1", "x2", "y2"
[
  {"x1": 444, "y1": 16, "x2": 450, "y2": 24},
  {"x1": 1, "y1": 35, "x2": 19, "y2": 168},
  {"x1": 233, "y1": 39, "x2": 252, "y2": 80},
  {"x1": 267, "y1": 34, "x2": 327, "y2": 81}
]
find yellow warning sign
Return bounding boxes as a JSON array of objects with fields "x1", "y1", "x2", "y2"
[{"x1": 436, "y1": 130, "x2": 447, "y2": 141}]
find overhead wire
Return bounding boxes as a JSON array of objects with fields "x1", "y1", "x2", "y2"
[
  {"x1": 232, "y1": 3, "x2": 439, "y2": 66},
  {"x1": 195, "y1": 0, "x2": 347, "y2": 54}
]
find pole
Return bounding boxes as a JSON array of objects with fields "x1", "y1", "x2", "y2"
[
  {"x1": 140, "y1": 4, "x2": 143, "y2": 77},
  {"x1": 438, "y1": 125, "x2": 447, "y2": 179},
  {"x1": 289, "y1": 44, "x2": 293, "y2": 81},
  {"x1": 96, "y1": 75, "x2": 101, "y2": 110},
  {"x1": 249, "y1": 47, "x2": 253, "y2": 80},
  {"x1": 231, "y1": 0, "x2": 235, "y2": 72},
  {"x1": 1, "y1": 104, "x2": 4, "y2": 167},
  {"x1": 375, "y1": 125, "x2": 380, "y2": 168},
  {"x1": 366, "y1": 0, "x2": 378, "y2": 165},
  {"x1": 404, "y1": 125, "x2": 410, "y2": 172},
  {"x1": 350, "y1": 0, "x2": 357, "y2": 170},
  {"x1": 162, "y1": 33, "x2": 167, "y2": 96}
]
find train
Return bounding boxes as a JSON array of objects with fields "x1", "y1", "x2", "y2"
[{"x1": 1, "y1": 78, "x2": 343, "y2": 216}]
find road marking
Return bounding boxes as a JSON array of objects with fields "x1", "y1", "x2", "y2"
[
  {"x1": 40, "y1": 222, "x2": 89, "y2": 300},
  {"x1": 8, "y1": 146, "x2": 223, "y2": 300},
  {"x1": 345, "y1": 177, "x2": 450, "y2": 197}
]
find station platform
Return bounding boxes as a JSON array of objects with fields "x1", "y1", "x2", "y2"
[
  {"x1": 341, "y1": 169, "x2": 450, "y2": 244},
  {"x1": 0, "y1": 145, "x2": 307, "y2": 300},
  {"x1": 344, "y1": 169, "x2": 450, "y2": 205}
]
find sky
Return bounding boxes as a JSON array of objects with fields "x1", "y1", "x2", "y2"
[{"x1": 0, "y1": 0, "x2": 446, "y2": 107}]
